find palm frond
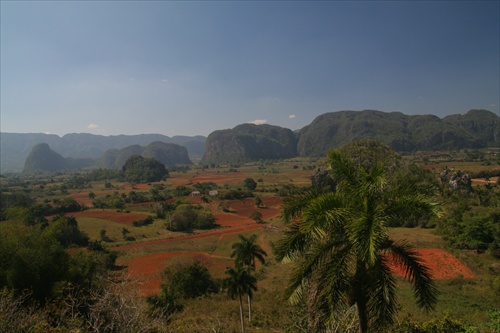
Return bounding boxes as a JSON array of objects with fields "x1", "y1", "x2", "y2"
[
  {"x1": 274, "y1": 223, "x2": 311, "y2": 263},
  {"x1": 388, "y1": 241, "x2": 438, "y2": 311},
  {"x1": 281, "y1": 188, "x2": 322, "y2": 224},
  {"x1": 284, "y1": 236, "x2": 349, "y2": 305},
  {"x1": 366, "y1": 254, "x2": 398, "y2": 331}
]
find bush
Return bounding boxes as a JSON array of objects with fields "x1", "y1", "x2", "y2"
[
  {"x1": 132, "y1": 216, "x2": 155, "y2": 227},
  {"x1": 167, "y1": 204, "x2": 215, "y2": 232}
]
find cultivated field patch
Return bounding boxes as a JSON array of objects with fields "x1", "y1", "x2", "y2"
[
  {"x1": 389, "y1": 248, "x2": 475, "y2": 280},
  {"x1": 70, "y1": 209, "x2": 149, "y2": 225}
]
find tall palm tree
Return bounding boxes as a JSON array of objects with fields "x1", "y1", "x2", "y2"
[
  {"x1": 275, "y1": 149, "x2": 441, "y2": 333},
  {"x1": 224, "y1": 266, "x2": 257, "y2": 333},
  {"x1": 231, "y1": 234, "x2": 267, "y2": 321}
]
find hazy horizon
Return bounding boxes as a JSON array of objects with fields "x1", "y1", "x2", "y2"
[{"x1": 1, "y1": 1, "x2": 499, "y2": 137}]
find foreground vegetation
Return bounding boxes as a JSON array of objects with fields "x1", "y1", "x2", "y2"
[{"x1": 0, "y1": 145, "x2": 499, "y2": 332}]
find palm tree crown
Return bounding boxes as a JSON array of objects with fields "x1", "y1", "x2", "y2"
[
  {"x1": 231, "y1": 234, "x2": 267, "y2": 271},
  {"x1": 275, "y1": 149, "x2": 441, "y2": 333}
]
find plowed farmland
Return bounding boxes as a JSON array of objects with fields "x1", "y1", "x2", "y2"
[
  {"x1": 70, "y1": 210, "x2": 149, "y2": 225},
  {"x1": 388, "y1": 248, "x2": 476, "y2": 280}
]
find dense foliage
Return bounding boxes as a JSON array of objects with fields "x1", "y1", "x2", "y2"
[
  {"x1": 122, "y1": 155, "x2": 169, "y2": 183},
  {"x1": 148, "y1": 261, "x2": 218, "y2": 317},
  {"x1": 167, "y1": 204, "x2": 216, "y2": 232}
]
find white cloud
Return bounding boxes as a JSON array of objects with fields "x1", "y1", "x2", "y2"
[
  {"x1": 288, "y1": 114, "x2": 296, "y2": 119},
  {"x1": 87, "y1": 123, "x2": 100, "y2": 129},
  {"x1": 249, "y1": 119, "x2": 268, "y2": 125}
]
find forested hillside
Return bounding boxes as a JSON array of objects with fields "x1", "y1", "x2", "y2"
[
  {"x1": 202, "y1": 123, "x2": 297, "y2": 164},
  {"x1": 296, "y1": 109, "x2": 499, "y2": 157}
]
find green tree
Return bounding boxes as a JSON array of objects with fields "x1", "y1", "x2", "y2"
[
  {"x1": 254, "y1": 195, "x2": 262, "y2": 208},
  {"x1": 224, "y1": 266, "x2": 257, "y2": 333},
  {"x1": 275, "y1": 149, "x2": 441, "y2": 333},
  {"x1": 148, "y1": 261, "x2": 216, "y2": 318},
  {"x1": 122, "y1": 155, "x2": 168, "y2": 184},
  {"x1": 163, "y1": 261, "x2": 216, "y2": 299},
  {"x1": 0, "y1": 224, "x2": 70, "y2": 302},
  {"x1": 231, "y1": 234, "x2": 267, "y2": 321},
  {"x1": 249, "y1": 211, "x2": 263, "y2": 223},
  {"x1": 231, "y1": 234, "x2": 267, "y2": 271},
  {"x1": 244, "y1": 178, "x2": 257, "y2": 191},
  {"x1": 44, "y1": 215, "x2": 89, "y2": 247},
  {"x1": 121, "y1": 227, "x2": 130, "y2": 241}
]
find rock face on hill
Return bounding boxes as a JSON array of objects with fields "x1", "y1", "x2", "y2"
[
  {"x1": 23, "y1": 143, "x2": 69, "y2": 173},
  {"x1": 297, "y1": 109, "x2": 499, "y2": 157},
  {"x1": 202, "y1": 124, "x2": 298, "y2": 164},
  {"x1": 142, "y1": 141, "x2": 192, "y2": 166}
]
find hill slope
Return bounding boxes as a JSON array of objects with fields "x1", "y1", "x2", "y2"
[
  {"x1": 296, "y1": 109, "x2": 499, "y2": 157},
  {"x1": 1, "y1": 133, "x2": 205, "y2": 172},
  {"x1": 202, "y1": 124, "x2": 297, "y2": 164},
  {"x1": 23, "y1": 142, "x2": 193, "y2": 173}
]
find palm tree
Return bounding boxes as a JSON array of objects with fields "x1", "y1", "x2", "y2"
[
  {"x1": 275, "y1": 149, "x2": 441, "y2": 333},
  {"x1": 231, "y1": 234, "x2": 267, "y2": 271},
  {"x1": 231, "y1": 234, "x2": 267, "y2": 321},
  {"x1": 224, "y1": 266, "x2": 257, "y2": 333}
]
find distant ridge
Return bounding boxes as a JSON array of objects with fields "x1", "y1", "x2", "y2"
[
  {"x1": 1, "y1": 133, "x2": 205, "y2": 172},
  {"x1": 296, "y1": 109, "x2": 499, "y2": 157},
  {"x1": 2, "y1": 109, "x2": 498, "y2": 172},
  {"x1": 22, "y1": 141, "x2": 192, "y2": 173}
]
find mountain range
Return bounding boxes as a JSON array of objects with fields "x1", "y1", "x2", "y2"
[{"x1": 1, "y1": 109, "x2": 498, "y2": 173}]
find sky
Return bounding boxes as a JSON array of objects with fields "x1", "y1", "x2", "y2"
[{"x1": 1, "y1": 1, "x2": 499, "y2": 137}]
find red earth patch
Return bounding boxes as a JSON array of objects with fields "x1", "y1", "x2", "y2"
[
  {"x1": 388, "y1": 248, "x2": 475, "y2": 280},
  {"x1": 70, "y1": 210, "x2": 149, "y2": 225},
  {"x1": 118, "y1": 252, "x2": 233, "y2": 296}
]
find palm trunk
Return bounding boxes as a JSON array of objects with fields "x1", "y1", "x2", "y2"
[
  {"x1": 356, "y1": 298, "x2": 369, "y2": 333},
  {"x1": 354, "y1": 262, "x2": 369, "y2": 333},
  {"x1": 239, "y1": 292, "x2": 245, "y2": 333},
  {"x1": 247, "y1": 294, "x2": 252, "y2": 323}
]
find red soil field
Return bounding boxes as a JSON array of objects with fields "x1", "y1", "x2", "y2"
[
  {"x1": 227, "y1": 197, "x2": 282, "y2": 220},
  {"x1": 119, "y1": 252, "x2": 220, "y2": 296},
  {"x1": 388, "y1": 248, "x2": 475, "y2": 280},
  {"x1": 69, "y1": 192, "x2": 93, "y2": 207},
  {"x1": 112, "y1": 197, "x2": 285, "y2": 295},
  {"x1": 70, "y1": 210, "x2": 149, "y2": 225}
]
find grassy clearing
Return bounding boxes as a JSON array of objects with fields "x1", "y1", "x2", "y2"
[{"x1": 388, "y1": 227, "x2": 445, "y2": 248}]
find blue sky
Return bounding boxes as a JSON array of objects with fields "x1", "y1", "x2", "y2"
[{"x1": 1, "y1": 1, "x2": 498, "y2": 137}]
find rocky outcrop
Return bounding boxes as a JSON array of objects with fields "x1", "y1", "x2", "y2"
[
  {"x1": 23, "y1": 143, "x2": 69, "y2": 173},
  {"x1": 202, "y1": 124, "x2": 298, "y2": 164}
]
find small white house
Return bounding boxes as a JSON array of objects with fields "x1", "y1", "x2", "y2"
[{"x1": 190, "y1": 191, "x2": 201, "y2": 197}]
